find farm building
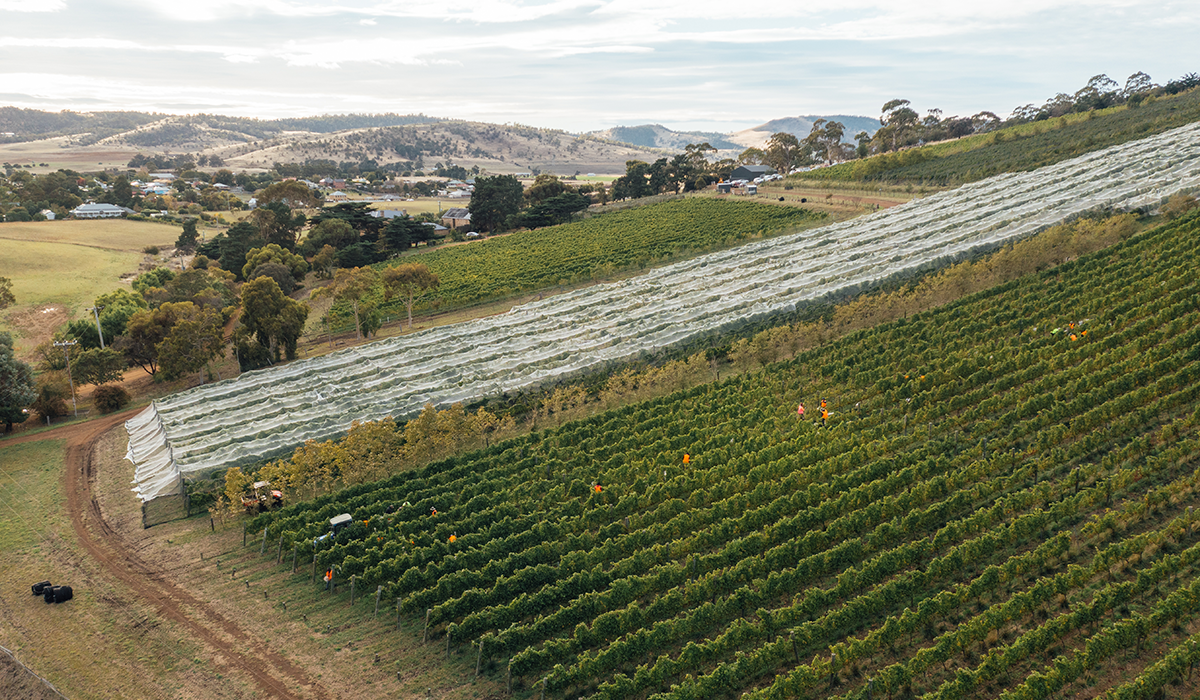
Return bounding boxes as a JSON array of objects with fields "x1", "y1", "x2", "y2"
[
  {"x1": 730, "y1": 164, "x2": 774, "y2": 181},
  {"x1": 441, "y1": 207, "x2": 471, "y2": 229},
  {"x1": 71, "y1": 203, "x2": 136, "y2": 218}
]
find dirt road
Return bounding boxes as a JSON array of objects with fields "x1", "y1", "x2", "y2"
[{"x1": 42, "y1": 412, "x2": 332, "y2": 700}]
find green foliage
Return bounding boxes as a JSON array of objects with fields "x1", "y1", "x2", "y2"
[
  {"x1": 242, "y1": 243, "x2": 309, "y2": 283},
  {"x1": 176, "y1": 219, "x2": 199, "y2": 251},
  {"x1": 132, "y1": 267, "x2": 176, "y2": 294},
  {"x1": 247, "y1": 212, "x2": 1200, "y2": 700},
  {"x1": 91, "y1": 384, "x2": 131, "y2": 413},
  {"x1": 800, "y1": 88, "x2": 1200, "y2": 185},
  {"x1": 0, "y1": 331, "x2": 35, "y2": 430},
  {"x1": 0, "y1": 276, "x2": 13, "y2": 309},
  {"x1": 240, "y1": 277, "x2": 308, "y2": 361},
  {"x1": 72, "y1": 347, "x2": 126, "y2": 386},
  {"x1": 469, "y1": 174, "x2": 524, "y2": 232}
]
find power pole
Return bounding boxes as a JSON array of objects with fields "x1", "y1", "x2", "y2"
[
  {"x1": 53, "y1": 340, "x2": 79, "y2": 417},
  {"x1": 87, "y1": 305, "x2": 105, "y2": 348}
]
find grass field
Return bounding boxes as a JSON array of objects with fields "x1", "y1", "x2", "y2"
[
  {"x1": 0, "y1": 439, "x2": 198, "y2": 699},
  {"x1": 0, "y1": 219, "x2": 177, "y2": 354}
]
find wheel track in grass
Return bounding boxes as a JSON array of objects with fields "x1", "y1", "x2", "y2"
[{"x1": 5, "y1": 411, "x2": 333, "y2": 700}]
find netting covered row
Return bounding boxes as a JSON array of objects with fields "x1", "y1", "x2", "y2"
[{"x1": 125, "y1": 121, "x2": 1200, "y2": 502}]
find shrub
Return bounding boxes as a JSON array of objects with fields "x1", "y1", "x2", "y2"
[
  {"x1": 92, "y1": 384, "x2": 131, "y2": 414},
  {"x1": 143, "y1": 245, "x2": 160, "y2": 255}
]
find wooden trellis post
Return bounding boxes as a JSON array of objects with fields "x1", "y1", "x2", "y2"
[{"x1": 374, "y1": 586, "x2": 382, "y2": 619}]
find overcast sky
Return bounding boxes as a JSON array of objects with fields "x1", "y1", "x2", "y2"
[{"x1": 1, "y1": 0, "x2": 1196, "y2": 134}]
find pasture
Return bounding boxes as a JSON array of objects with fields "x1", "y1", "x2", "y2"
[{"x1": 0, "y1": 219, "x2": 178, "y2": 354}]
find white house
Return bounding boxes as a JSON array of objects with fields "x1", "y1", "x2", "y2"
[{"x1": 71, "y1": 203, "x2": 135, "y2": 219}]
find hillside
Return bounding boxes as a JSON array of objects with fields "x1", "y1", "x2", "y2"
[
  {"x1": 0, "y1": 109, "x2": 666, "y2": 175},
  {"x1": 729, "y1": 114, "x2": 881, "y2": 149},
  {"x1": 796, "y1": 88, "x2": 1200, "y2": 185},
  {"x1": 586, "y1": 124, "x2": 742, "y2": 150},
  {"x1": 250, "y1": 208, "x2": 1200, "y2": 700}
]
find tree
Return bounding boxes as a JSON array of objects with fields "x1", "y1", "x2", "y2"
[
  {"x1": 176, "y1": 219, "x2": 199, "y2": 252},
  {"x1": 72, "y1": 347, "x2": 126, "y2": 386},
  {"x1": 311, "y1": 267, "x2": 377, "y2": 340},
  {"x1": 312, "y1": 244, "x2": 337, "y2": 279},
  {"x1": 0, "y1": 332, "x2": 35, "y2": 431},
  {"x1": 382, "y1": 263, "x2": 440, "y2": 329},
  {"x1": 119, "y1": 301, "x2": 196, "y2": 376},
  {"x1": 611, "y1": 160, "x2": 653, "y2": 200},
  {"x1": 469, "y1": 175, "x2": 524, "y2": 232},
  {"x1": 255, "y1": 180, "x2": 324, "y2": 209},
  {"x1": 525, "y1": 174, "x2": 568, "y2": 207},
  {"x1": 242, "y1": 243, "x2": 309, "y2": 284},
  {"x1": 764, "y1": 132, "x2": 805, "y2": 174},
  {"x1": 240, "y1": 277, "x2": 309, "y2": 361},
  {"x1": 382, "y1": 216, "x2": 432, "y2": 255},
  {"x1": 251, "y1": 201, "x2": 307, "y2": 251},
  {"x1": 302, "y1": 218, "x2": 358, "y2": 257},
  {"x1": 157, "y1": 307, "x2": 225, "y2": 381},
  {"x1": 216, "y1": 221, "x2": 265, "y2": 281},
  {"x1": 738, "y1": 147, "x2": 766, "y2": 165},
  {"x1": 0, "y1": 276, "x2": 15, "y2": 310}
]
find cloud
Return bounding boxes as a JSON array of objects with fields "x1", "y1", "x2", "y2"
[
  {"x1": 0, "y1": 0, "x2": 65, "y2": 10},
  {"x1": 359, "y1": 18, "x2": 376, "y2": 25}
]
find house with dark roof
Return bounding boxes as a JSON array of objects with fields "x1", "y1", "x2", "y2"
[
  {"x1": 441, "y1": 207, "x2": 472, "y2": 229},
  {"x1": 730, "y1": 165, "x2": 775, "y2": 181}
]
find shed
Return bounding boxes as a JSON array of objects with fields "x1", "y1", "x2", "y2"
[
  {"x1": 441, "y1": 207, "x2": 472, "y2": 229},
  {"x1": 730, "y1": 165, "x2": 774, "y2": 181}
]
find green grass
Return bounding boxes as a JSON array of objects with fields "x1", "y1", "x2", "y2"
[
  {"x1": 797, "y1": 88, "x2": 1200, "y2": 185},
  {"x1": 0, "y1": 239, "x2": 141, "y2": 310}
]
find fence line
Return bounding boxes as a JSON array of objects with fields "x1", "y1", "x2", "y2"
[{"x1": 0, "y1": 644, "x2": 70, "y2": 699}]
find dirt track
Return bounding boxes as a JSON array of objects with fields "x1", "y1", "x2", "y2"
[{"x1": 49, "y1": 413, "x2": 331, "y2": 700}]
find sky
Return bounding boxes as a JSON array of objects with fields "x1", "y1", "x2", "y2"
[{"x1": 0, "y1": 0, "x2": 1197, "y2": 134}]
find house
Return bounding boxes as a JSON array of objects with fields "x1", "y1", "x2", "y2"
[
  {"x1": 369, "y1": 209, "x2": 408, "y2": 220},
  {"x1": 441, "y1": 207, "x2": 472, "y2": 229},
  {"x1": 39, "y1": 209, "x2": 56, "y2": 220},
  {"x1": 71, "y1": 203, "x2": 136, "y2": 218},
  {"x1": 730, "y1": 165, "x2": 774, "y2": 181},
  {"x1": 326, "y1": 191, "x2": 350, "y2": 202}
]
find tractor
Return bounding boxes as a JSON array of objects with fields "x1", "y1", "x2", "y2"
[{"x1": 241, "y1": 480, "x2": 284, "y2": 514}]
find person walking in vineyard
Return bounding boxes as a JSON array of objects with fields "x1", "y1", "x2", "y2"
[{"x1": 797, "y1": 402, "x2": 805, "y2": 417}]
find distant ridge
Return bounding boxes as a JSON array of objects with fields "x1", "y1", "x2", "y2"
[
  {"x1": 586, "y1": 124, "x2": 742, "y2": 150},
  {"x1": 729, "y1": 114, "x2": 881, "y2": 149}
]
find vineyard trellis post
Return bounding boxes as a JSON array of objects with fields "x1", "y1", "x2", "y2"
[
  {"x1": 350, "y1": 575, "x2": 356, "y2": 605},
  {"x1": 242, "y1": 522, "x2": 247, "y2": 546},
  {"x1": 276, "y1": 537, "x2": 283, "y2": 563},
  {"x1": 291, "y1": 545, "x2": 297, "y2": 573},
  {"x1": 374, "y1": 586, "x2": 382, "y2": 618},
  {"x1": 260, "y1": 528, "x2": 267, "y2": 554},
  {"x1": 311, "y1": 553, "x2": 317, "y2": 582},
  {"x1": 507, "y1": 663, "x2": 512, "y2": 695},
  {"x1": 396, "y1": 599, "x2": 402, "y2": 627},
  {"x1": 475, "y1": 638, "x2": 483, "y2": 677},
  {"x1": 423, "y1": 608, "x2": 430, "y2": 643}
]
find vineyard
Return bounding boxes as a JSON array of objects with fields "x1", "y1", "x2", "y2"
[
  {"x1": 251, "y1": 210, "x2": 1200, "y2": 699},
  {"x1": 797, "y1": 87, "x2": 1200, "y2": 185},
  {"x1": 124, "y1": 120, "x2": 1200, "y2": 502},
  {"x1": 369, "y1": 198, "x2": 827, "y2": 311}
]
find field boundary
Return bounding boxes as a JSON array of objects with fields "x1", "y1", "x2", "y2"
[{"x1": 0, "y1": 644, "x2": 69, "y2": 700}]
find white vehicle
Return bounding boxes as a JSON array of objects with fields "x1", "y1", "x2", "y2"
[{"x1": 314, "y1": 513, "x2": 354, "y2": 545}]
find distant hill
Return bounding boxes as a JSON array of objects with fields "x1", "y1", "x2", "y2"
[
  {"x1": 586, "y1": 124, "x2": 742, "y2": 150},
  {"x1": 0, "y1": 108, "x2": 663, "y2": 175},
  {"x1": 729, "y1": 114, "x2": 881, "y2": 149},
  {"x1": 0, "y1": 107, "x2": 161, "y2": 144}
]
